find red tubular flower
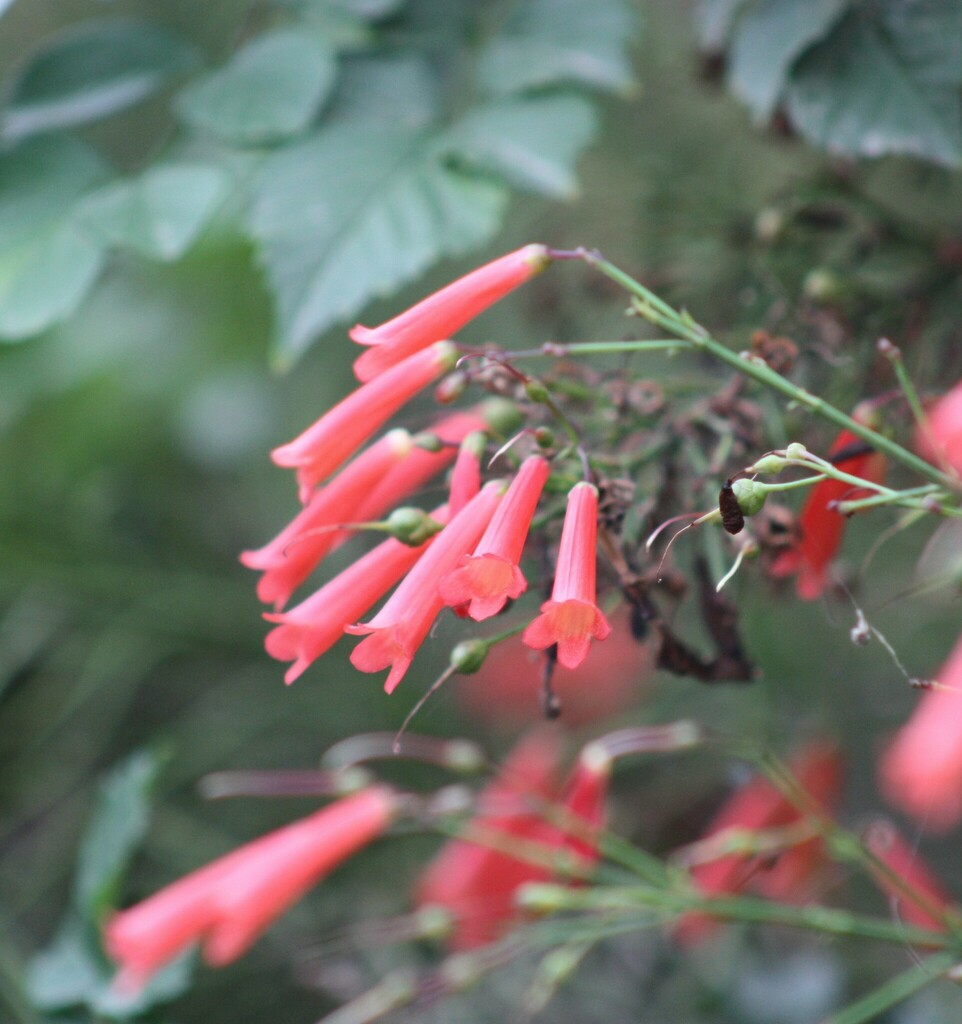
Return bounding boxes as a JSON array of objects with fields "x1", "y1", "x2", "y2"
[
  {"x1": 678, "y1": 741, "x2": 841, "y2": 944},
  {"x1": 447, "y1": 431, "x2": 486, "y2": 517},
  {"x1": 272, "y1": 341, "x2": 458, "y2": 501},
  {"x1": 917, "y1": 379, "x2": 962, "y2": 475},
  {"x1": 522, "y1": 481, "x2": 611, "y2": 668},
  {"x1": 864, "y1": 819, "x2": 956, "y2": 933},
  {"x1": 264, "y1": 506, "x2": 449, "y2": 685},
  {"x1": 440, "y1": 455, "x2": 550, "y2": 621},
  {"x1": 242, "y1": 429, "x2": 413, "y2": 609},
  {"x1": 415, "y1": 730, "x2": 609, "y2": 949},
  {"x1": 105, "y1": 786, "x2": 397, "y2": 993},
  {"x1": 351, "y1": 245, "x2": 552, "y2": 382},
  {"x1": 879, "y1": 633, "x2": 962, "y2": 832},
  {"x1": 347, "y1": 481, "x2": 503, "y2": 693},
  {"x1": 770, "y1": 411, "x2": 887, "y2": 600},
  {"x1": 350, "y1": 410, "x2": 486, "y2": 524}
]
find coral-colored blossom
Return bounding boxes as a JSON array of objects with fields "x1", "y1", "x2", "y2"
[
  {"x1": 770, "y1": 413, "x2": 887, "y2": 600},
  {"x1": 917, "y1": 379, "x2": 962, "y2": 476},
  {"x1": 105, "y1": 786, "x2": 396, "y2": 992},
  {"x1": 879, "y1": 633, "x2": 962, "y2": 832},
  {"x1": 242, "y1": 430, "x2": 413, "y2": 608},
  {"x1": 351, "y1": 245, "x2": 551, "y2": 382},
  {"x1": 272, "y1": 341, "x2": 457, "y2": 500},
  {"x1": 416, "y1": 730, "x2": 609, "y2": 949},
  {"x1": 264, "y1": 506, "x2": 448, "y2": 685},
  {"x1": 447, "y1": 431, "x2": 486, "y2": 516},
  {"x1": 522, "y1": 481, "x2": 610, "y2": 668},
  {"x1": 347, "y1": 482, "x2": 503, "y2": 692},
  {"x1": 440, "y1": 455, "x2": 549, "y2": 621},
  {"x1": 678, "y1": 741, "x2": 841, "y2": 944},
  {"x1": 864, "y1": 819, "x2": 956, "y2": 933}
]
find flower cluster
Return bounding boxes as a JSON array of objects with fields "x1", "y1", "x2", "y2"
[{"x1": 242, "y1": 246, "x2": 615, "y2": 692}]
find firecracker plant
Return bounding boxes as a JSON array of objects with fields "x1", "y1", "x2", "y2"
[{"x1": 103, "y1": 245, "x2": 962, "y2": 1023}]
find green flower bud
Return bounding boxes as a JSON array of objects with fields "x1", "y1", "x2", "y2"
[
  {"x1": 785, "y1": 442, "x2": 809, "y2": 461},
  {"x1": 449, "y1": 639, "x2": 489, "y2": 675},
  {"x1": 748, "y1": 454, "x2": 789, "y2": 475},
  {"x1": 435, "y1": 370, "x2": 469, "y2": 404},
  {"x1": 534, "y1": 426, "x2": 555, "y2": 448},
  {"x1": 732, "y1": 477, "x2": 767, "y2": 516},
  {"x1": 524, "y1": 379, "x2": 550, "y2": 404},
  {"x1": 386, "y1": 507, "x2": 444, "y2": 545}
]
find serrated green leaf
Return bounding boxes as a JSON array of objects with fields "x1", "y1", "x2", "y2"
[
  {"x1": 74, "y1": 749, "x2": 160, "y2": 920},
  {"x1": 476, "y1": 0, "x2": 637, "y2": 96},
  {"x1": 729, "y1": 0, "x2": 850, "y2": 119},
  {"x1": 446, "y1": 95, "x2": 597, "y2": 199},
  {"x1": 784, "y1": 3, "x2": 962, "y2": 165},
  {"x1": 176, "y1": 29, "x2": 336, "y2": 145},
  {"x1": 249, "y1": 120, "x2": 508, "y2": 364},
  {"x1": 2, "y1": 17, "x2": 200, "y2": 142},
  {"x1": 77, "y1": 164, "x2": 228, "y2": 261}
]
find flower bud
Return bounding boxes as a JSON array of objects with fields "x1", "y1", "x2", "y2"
[
  {"x1": 732, "y1": 477, "x2": 767, "y2": 516},
  {"x1": 747, "y1": 454, "x2": 789, "y2": 475},
  {"x1": 449, "y1": 639, "x2": 489, "y2": 675},
  {"x1": 435, "y1": 370, "x2": 470, "y2": 404},
  {"x1": 386, "y1": 507, "x2": 445, "y2": 545},
  {"x1": 524, "y1": 380, "x2": 551, "y2": 404},
  {"x1": 411, "y1": 431, "x2": 444, "y2": 453},
  {"x1": 785, "y1": 442, "x2": 809, "y2": 461},
  {"x1": 534, "y1": 426, "x2": 555, "y2": 448}
]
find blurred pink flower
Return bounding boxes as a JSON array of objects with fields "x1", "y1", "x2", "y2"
[
  {"x1": 351, "y1": 245, "x2": 551, "y2": 382},
  {"x1": 105, "y1": 786, "x2": 397, "y2": 992},
  {"x1": 879, "y1": 633, "x2": 962, "y2": 832},
  {"x1": 523, "y1": 482, "x2": 611, "y2": 668},
  {"x1": 917, "y1": 379, "x2": 962, "y2": 476}
]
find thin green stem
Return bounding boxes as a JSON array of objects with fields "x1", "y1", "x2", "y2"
[
  {"x1": 581, "y1": 252, "x2": 960, "y2": 492},
  {"x1": 511, "y1": 340, "x2": 691, "y2": 358},
  {"x1": 823, "y1": 952, "x2": 958, "y2": 1024}
]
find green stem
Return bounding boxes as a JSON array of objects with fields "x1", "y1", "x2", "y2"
[
  {"x1": 519, "y1": 883, "x2": 957, "y2": 949},
  {"x1": 581, "y1": 252, "x2": 960, "y2": 492},
  {"x1": 823, "y1": 952, "x2": 958, "y2": 1024},
  {"x1": 835, "y1": 484, "x2": 943, "y2": 514},
  {"x1": 512, "y1": 340, "x2": 691, "y2": 358}
]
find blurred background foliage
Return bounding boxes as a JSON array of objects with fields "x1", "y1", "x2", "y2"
[{"x1": 4, "y1": 0, "x2": 962, "y2": 1021}]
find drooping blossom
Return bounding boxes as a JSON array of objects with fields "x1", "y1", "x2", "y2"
[
  {"x1": 241, "y1": 430, "x2": 413, "y2": 609},
  {"x1": 440, "y1": 455, "x2": 550, "y2": 621},
  {"x1": 105, "y1": 786, "x2": 397, "y2": 992},
  {"x1": 264, "y1": 506, "x2": 448, "y2": 685},
  {"x1": 770, "y1": 408, "x2": 887, "y2": 600},
  {"x1": 415, "y1": 730, "x2": 609, "y2": 949},
  {"x1": 458, "y1": 607, "x2": 653, "y2": 727},
  {"x1": 523, "y1": 481, "x2": 611, "y2": 668},
  {"x1": 916, "y1": 379, "x2": 962, "y2": 476},
  {"x1": 272, "y1": 341, "x2": 457, "y2": 500},
  {"x1": 351, "y1": 245, "x2": 552, "y2": 382},
  {"x1": 879, "y1": 633, "x2": 962, "y2": 833},
  {"x1": 447, "y1": 431, "x2": 486, "y2": 516},
  {"x1": 678, "y1": 741, "x2": 841, "y2": 943},
  {"x1": 347, "y1": 481, "x2": 504, "y2": 692},
  {"x1": 863, "y1": 818, "x2": 956, "y2": 933}
]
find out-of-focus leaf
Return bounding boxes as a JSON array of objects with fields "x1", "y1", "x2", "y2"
[
  {"x1": 729, "y1": 0, "x2": 849, "y2": 119},
  {"x1": 27, "y1": 919, "x2": 102, "y2": 1011},
  {"x1": 694, "y1": 0, "x2": 751, "y2": 51},
  {"x1": 784, "y1": 2, "x2": 962, "y2": 165},
  {"x1": 0, "y1": 138, "x2": 111, "y2": 338},
  {"x1": 249, "y1": 120, "x2": 508, "y2": 364},
  {"x1": 476, "y1": 0, "x2": 637, "y2": 96},
  {"x1": 74, "y1": 749, "x2": 161, "y2": 920},
  {"x1": 77, "y1": 164, "x2": 229, "y2": 261},
  {"x1": 325, "y1": 55, "x2": 439, "y2": 128},
  {"x1": 176, "y1": 29, "x2": 336, "y2": 145},
  {"x1": 2, "y1": 17, "x2": 200, "y2": 141},
  {"x1": 446, "y1": 95, "x2": 597, "y2": 199}
]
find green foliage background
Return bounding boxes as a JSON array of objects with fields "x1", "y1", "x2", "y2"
[{"x1": 4, "y1": 1, "x2": 962, "y2": 1021}]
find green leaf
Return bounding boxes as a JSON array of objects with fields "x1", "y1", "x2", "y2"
[
  {"x1": 728, "y1": 0, "x2": 850, "y2": 119},
  {"x1": 2, "y1": 17, "x2": 200, "y2": 142},
  {"x1": 77, "y1": 164, "x2": 229, "y2": 261},
  {"x1": 176, "y1": 29, "x2": 336, "y2": 145},
  {"x1": 476, "y1": 0, "x2": 637, "y2": 96},
  {"x1": 784, "y1": 2, "x2": 962, "y2": 165},
  {"x1": 74, "y1": 749, "x2": 161, "y2": 921},
  {"x1": 249, "y1": 120, "x2": 508, "y2": 364},
  {"x1": 0, "y1": 136, "x2": 110, "y2": 340},
  {"x1": 446, "y1": 95, "x2": 597, "y2": 199},
  {"x1": 325, "y1": 55, "x2": 439, "y2": 128},
  {"x1": 694, "y1": 0, "x2": 751, "y2": 51},
  {"x1": 27, "y1": 919, "x2": 103, "y2": 1012}
]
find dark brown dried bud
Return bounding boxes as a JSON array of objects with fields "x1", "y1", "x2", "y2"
[{"x1": 750, "y1": 330, "x2": 799, "y2": 375}]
